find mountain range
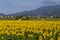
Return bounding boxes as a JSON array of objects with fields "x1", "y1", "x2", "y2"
[{"x1": 1, "y1": 5, "x2": 60, "y2": 16}]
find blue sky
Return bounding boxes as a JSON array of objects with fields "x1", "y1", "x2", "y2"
[{"x1": 0, "y1": 0, "x2": 60, "y2": 14}]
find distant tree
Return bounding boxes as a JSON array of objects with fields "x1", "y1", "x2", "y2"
[
  {"x1": 54, "y1": 16, "x2": 60, "y2": 18},
  {"x1": 15, "y1": 16, "x2": 22, "y2": 20},
  {"x1": 26, "y1": 16, "x2": 29, "y2": 20}
]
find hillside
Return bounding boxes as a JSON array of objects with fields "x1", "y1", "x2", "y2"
[{"x1": 1, "y1": 5, "x2": 60, "y2": 16}]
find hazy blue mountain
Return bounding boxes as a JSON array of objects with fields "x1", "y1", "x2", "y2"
[
  {"x1": 0, "y1": 13, "x2": 5, "y2": 16},
  {"x1": 1, "y1": 5, "x2": 60, "y2": 16}
]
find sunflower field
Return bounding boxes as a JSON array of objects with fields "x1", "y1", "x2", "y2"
[{"x1": 0, "y1": 20, "x2": 60, "y2": 40}]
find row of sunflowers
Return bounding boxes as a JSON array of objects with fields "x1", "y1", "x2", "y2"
[{"x1": 0, "y1": 20, "x2": 60, "y2": 40}]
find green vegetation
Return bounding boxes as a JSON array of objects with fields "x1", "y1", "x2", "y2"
[{"x1": 0, "y1": 16, "x2": 60, "y2": 21}]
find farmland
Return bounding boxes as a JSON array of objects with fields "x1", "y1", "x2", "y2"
[{"x1": 0, "y1": 20, "x2": 60, "y2": 40}]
